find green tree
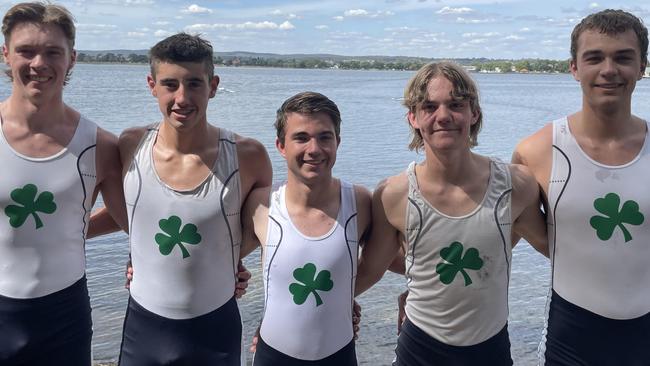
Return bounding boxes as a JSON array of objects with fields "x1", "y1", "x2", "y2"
[
  {"x1": 590, "y1": 193, "x2": 644, "y2": 242},
  {"x1": 4, "y1": 184, "x2": 57, "y2": 229},
  {"x1": 154, "y1": 215, "x2": 202, "y2": 258},
  {"x1": 436, "y1": 241, "x2": 484, "y2": 286},
  {"x1": 289, "y1": 263, "x2": 333, "y2": 306}
]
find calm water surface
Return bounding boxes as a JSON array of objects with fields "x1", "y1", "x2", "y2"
[{"x1": 2, "y1": 64, "x2": 649, "y2": 365}]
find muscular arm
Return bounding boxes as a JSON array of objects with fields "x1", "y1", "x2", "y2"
[
  {"x1": 510, "y1": 164, "x2": 549, "y2": 257},
  {"x1": 240, "y1": 186, "x2": 270, "y2": 259},
  {"x1": 236, "y1": 135, "x2": 273, "y2": 200},
  {"x1": 511, "y1": 123, "x2": 554, "y2": 257},
  {"x1": 236, "y1": 135, "x2": 272, "y2": 259},
  {"x1": 355, "y1": 177, "x2": 405, "y2": 296},
  {"x1": 90, "y1": 128, "x2": 128, "y2": 237},
  {"x1": 88, "y1": 207, "x2": 121, "y2": 239}
]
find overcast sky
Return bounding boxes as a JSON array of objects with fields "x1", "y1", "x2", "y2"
[{"x1": 2, "y1": 0, "x2": 648, "y2": 60}]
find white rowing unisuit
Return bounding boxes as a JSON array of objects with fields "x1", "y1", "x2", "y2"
[
  {"x1": 125, "y1": 124, "x2": 241, "y2": 319},
  {"x1": 259, "y1": 181, "x2": 358, "y2": 360},
  {"x1": 0, "y1": 116, "x2": 97, "y2": 298},
  {"x1": 404, "y1": 159, "x2": 513, "y2": 346},
  {"x1": 547, "y1": 117, "x2": 650, "y2": 319}
]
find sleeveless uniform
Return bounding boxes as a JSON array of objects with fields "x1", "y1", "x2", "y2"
[
  {"x1": 0, "y1": 115, "x2": 96, "y2": 366},
  {"x1": 253, "y1": 181, "x2": 358, "y2": 366},
  {"x1": 119, "y1": 124, "x2": 242, "y2": 366},
  {"x1": 540, "y1": 118, "x2": 650, "y2": 366},
  {"x1": 395, "y1": 160, "x2": 514, "y2": 366}
]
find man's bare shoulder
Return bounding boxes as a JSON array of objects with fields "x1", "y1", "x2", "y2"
[
  {"x1": 95, "y1": 127, "x2": 119, "y2": 176},
  {"x1": 234, "y1": 133, "x2": 272, "y2": 196},
  {"x1": 353, "y1": 184, "x2": 372, "y2": 207},
  {"x1": 118, "y1": 127, "x2": 148, "y2": 150},
  {"x1": 353, "y1": 184, "x2": 372, "y2": 235},
  {"x1": 509, "y1": 163, "x2": 539, "y2": 205},
  {"x1": 375, "y1": 172, "x2": 409, "y2": 205},
  {"x1": 512, "y1": 123, "x2": 553, "y2": 166},
  {"x1": 234, "y1": 134, "x2": 267, "y2": 159},
  {"x1": 117, "y1": 126, "x2": 148, "y2": 163}
]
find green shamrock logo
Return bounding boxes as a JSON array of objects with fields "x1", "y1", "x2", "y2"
[
  {"x1": 590, "y1": 193, "x2": 644, "y2": 243},
  {"x1": 154, "y1": 215, "x2": 202, "y2": 258},
  {"x1": 289, "y1": 263, "x2": 334, "y2": 306},
  {"x1": 4, "y1": 184, "x2": 57, "y2": 229},
  {"x1": 436, "y1": 241, "x2": 484, "y2": 286}
]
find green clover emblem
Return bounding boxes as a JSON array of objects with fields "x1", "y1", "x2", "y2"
[
  {"x1": 4, "y1": 184, "x2": 57, "y2": 229},
  {"x1": 590, "y1": 193, "x2": 644, "y2": 243},
  {"x1": 436, "y1": 241, "x2": 484, "y2": 286},
  {"x1": 154, "y1": 215, "x2": 201, "y2": 258},
  {"x1": 289, "y1": 263, "x2": 333, "y2": 306}
]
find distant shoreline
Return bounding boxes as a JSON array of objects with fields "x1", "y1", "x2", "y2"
[{"x1": 75, "y1": 61, "x2": 570, "y2": 74}]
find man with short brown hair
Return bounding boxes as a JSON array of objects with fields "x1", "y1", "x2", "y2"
[
  {"x1": 0, "y1": 2, "x2": 126, "y2": 365},
  {"x1": 513, "y1": 9, "x2": 650, "y2": 365}
]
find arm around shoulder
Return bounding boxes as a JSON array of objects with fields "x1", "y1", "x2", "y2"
[
  {"x1": 353, "y1": 184, "x2": 372, "y2": 245},
  {"x1": 240, "y1": 185, "x2": 270, "y2": 259},
  {"x1": 510, "y1": 164, "x2": 549, "y2": 257},
  {"x1": 355, "y1": 176, "x2": 406, "y2": 296},
  {"x1": 236, "y1": 135, "x2": 273, "y2": 197},
  {"x1": 94, "y1": 127, "x2": 128, "y2": 233}
]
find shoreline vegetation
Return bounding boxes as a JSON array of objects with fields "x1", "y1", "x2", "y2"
[{"x1": 74, "y1": 50, "x2": 572, "y2": 74}]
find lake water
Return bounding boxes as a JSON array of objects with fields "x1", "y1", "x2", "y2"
[{"x1": 2, "y1": 64, "x2": 649, "y2": 365}]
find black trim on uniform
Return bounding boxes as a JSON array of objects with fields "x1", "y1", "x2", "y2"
[
  {"x1": 405, "y1": 197, "x2": 423, "y2": 284},
  {"x1": 76, "y1": 143, "x2": 96, "y2": 247},
  {"x1": 263, "y1": 215, "x2": 283, "y2": 319},
  {"x1": 550, "y1": 145, "x2": 571, "y2": 287},
  {"x1": 344, "y1": 212, "x2": 358, "y2": 309},
  {"x1": 220, "y1": 168, "x2": 240, "y2": 283}
]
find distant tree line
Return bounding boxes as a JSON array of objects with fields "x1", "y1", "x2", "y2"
[
  {"x1": 471, "y1": 59, "x2": 570, "y2": 73},
  {"x1": 75, "y1": 52, "x2": 570, "y2": 73}
]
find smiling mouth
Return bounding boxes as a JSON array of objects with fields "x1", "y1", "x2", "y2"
[
  {"x1": 303, "y1": 160, "x2": 324, "y2": 166},
  {"x1": 27, "y1": 75, "x2": 50, "y2": 82},
  {"x1": 433, "y1": 128, "x2": 460, "y2": 133},
  {"x1": 595, "y1": 83, "x2": 623, "y2": 89},
  {"x1": 171, "y1": 109, "x2": 195, "y2": 117}
]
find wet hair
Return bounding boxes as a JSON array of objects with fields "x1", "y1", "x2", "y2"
[
  {"x1": 402, "y1": 61, "x2": 482, "y2": 151},
  {"x1": 2, "y1": 2, "x2": 76, "y2": 82},
  {"x1": 149, "y1": 33, "x2": 214, "y2": 80},
  {"x1": 275, "y1": 91, "x2": 341, "y2": 144},
  {"x1": 571, "y1": 9, "x2": 648, "y2": 65}
]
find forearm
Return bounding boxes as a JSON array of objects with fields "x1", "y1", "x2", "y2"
[
  {"x1": 387, "y1": 248, "x2": 406, "y2": 275},
  {"x1": 88, "y1": 206, "x2": 123, "y2": 239},
  {"x1": 355, "y1": 260, "x2": 387, "y2": 297}
]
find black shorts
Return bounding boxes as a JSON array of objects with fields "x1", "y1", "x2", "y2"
[
  {"x1": 119, "y1": 295, "x2": 242, "y2": 366},
  {"x1": 542, "y1": 290, "x2": 650, "y2": 366},
  {"x1": 253, "y1": 335, "x2": 357, "y2": 366},
  {"x1": 0, "y1": 276, "x2": 92, "y2": 366},
  {"x1": 394, "y1": 318, "x2": 513, "y2": 366}
]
